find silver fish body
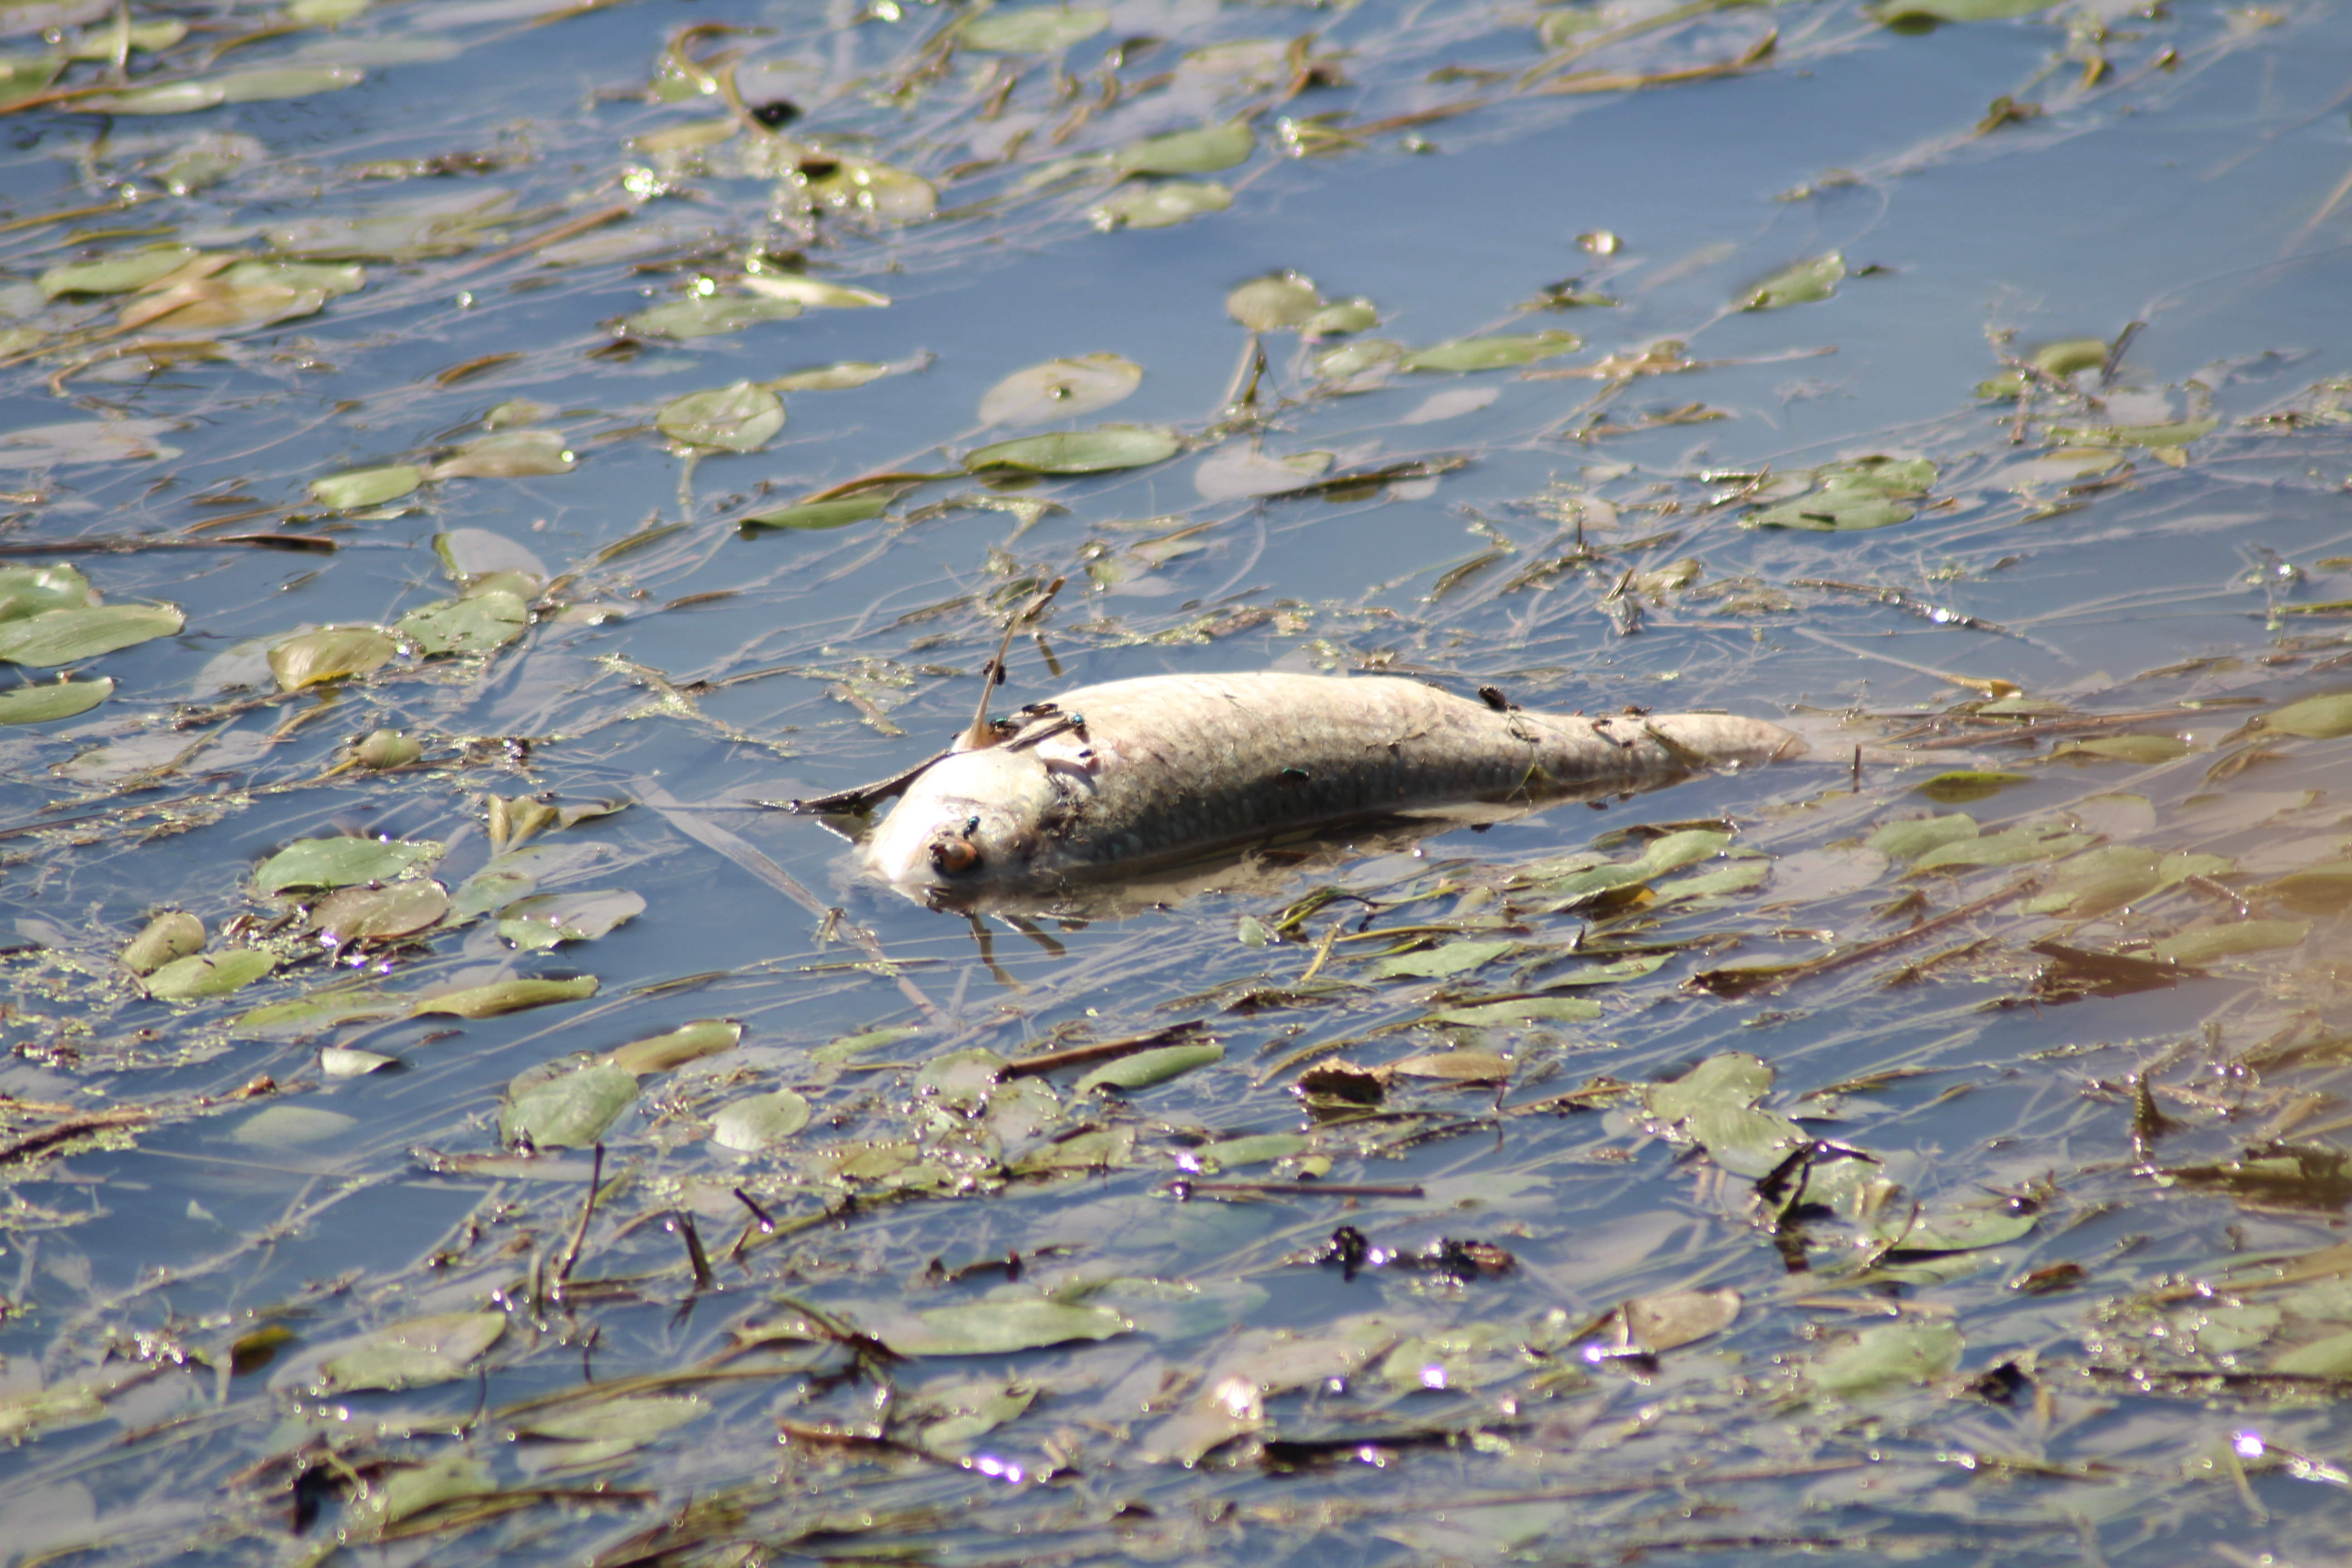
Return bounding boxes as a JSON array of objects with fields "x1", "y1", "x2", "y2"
[{"x1": 856, "y1": 671, "x2": 1804, "y2": 903}]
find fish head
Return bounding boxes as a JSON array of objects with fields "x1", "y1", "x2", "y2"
[{"x1": 860, "y1": 745, "x2": 1062, "y2": 898}]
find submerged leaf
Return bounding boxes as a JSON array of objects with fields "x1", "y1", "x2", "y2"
[
  {"x1": 891, "y1": 1299, "x2": 1131, "y2": 1356},
  {"x1": 1114, "y1": 122, "x2": 1254, "y2": 176},
  {"x1": 39, "y1": 245, "x2": 198, "y2": 298},
  {"x1": 961, "y1": 5, "x2": 1109, "y2": 51},
  {"x1": 1368, "y1": 938, "x2": 1515, "y2": 980},
  {"x1": 2256, "y1": 692, "x2": 2352, "y2": 740},
  {"x1": 431, "y1": 430, "x2": 574, "y2": 479},
  {"x1": 978, "y1": 353, "x2": 1143, "y2": 427},
  {"x1": 2148, "y1": 921, "x2": 2308, "y2": 965}
]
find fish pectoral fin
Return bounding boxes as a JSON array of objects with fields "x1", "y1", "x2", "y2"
[{"x1": 782, "y1": 747, "x2": 954, "y2": 816}]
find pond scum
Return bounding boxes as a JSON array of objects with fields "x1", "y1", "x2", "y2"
[{"x1": 0, "y1": 0, "x2": 2350, "y2": 1558}]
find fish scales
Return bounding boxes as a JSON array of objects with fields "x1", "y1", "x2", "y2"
[{"x1": 858, "y1": 672, "x2": 1805, "y2": 900}]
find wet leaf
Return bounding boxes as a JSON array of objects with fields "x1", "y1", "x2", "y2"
[
  {"x1": 1400, "y1": 331, "x2": 1581, "y2": 372},
  {"x1": 396, "y1": 591, "x2": 529, "y2": 658},
  {"x1": 0, "y1": 676, "x2": 111, "y2": 724},
  {"x1": 891, "y1": 1299, "x2": 1131, "y2": 1356},
  {"x1": 412, "y1": 975, "x2": 598, "y2": 1018},
  {"x1": 710, "y1": 1088, "x2": 812, "y2": 1152},
  {"x1": 1689, "y1": 1102, "x2": 1808, "y2": 1177},
  {"x1": 430, "y1": 430, "x2": 574, "y2": 479},
  {"x1": 741, "y1": 495, "x2": 892, "y2": 530},
  {"x1": 812, "y1": 1024, "x2": 923, "y2": 1063},
  {"x1": 321, "y1": 1047, "x2": 395, "y2": 1077},
  {"x1": 966, "y1": 424, "x2": 1180, "y2": 474},
  {"x1": 656, "y1": 382, "x2": 784, "y2": 452},
  {"x1": 2024, "y1": 846, "x2": 2164, "y2": 918},
  {"x1": 496, "y1": 888, "x2": 645, "y2": 951},
  {"x1": 1088, "y1": 181, "x2": 1230, "y2": 230},
  {"x1": 961, "y1": 5, "x2": 1108, "y2": 51},
  {"x1": 2261, "y1": 860, "x2": 2352, "y2": 915},
  {"x1": 1315, "y1": 338, "x2": 1403, "y2": 379},
  {"x1": 146, "y1": 949, "x2": 275, "y2": 1000},
  {"x1": 2257, "y1": 692, "x2": 2352, "y2": 740},
  {"x1": 0, "y1": 418, "x2": 176, "y2": 466},
  {"x1": 346, "y1": 1452, "x2": 494, "y2": 1539},
  {"x1": 255, "y1": 836, "x2": 441, "y2": 893},
  {"x1": 1077, "y1": 1040, "x2": 1224, "y2": 1092},
  {"x1": 1881, "y1": 1206, "x2": 2036, "y2": 1252},
  {"x1": 1193, "y1": 447, "x2": 1333, "y2": 500},
  {"x1": 622, "y1": 292, "x2": 802, "y2": 339},
  {"x1": 309, "y1": 464, "x2": 421, "y2": 510},
  {"x1": 499, "y1": 1060, "x2": 637, "y2": 1147},
  {"x1": 317, "y1": 1312, "x2": 505, "y2": 1393},
  {"x1": 1618, "y1": 1288, "x2": 1741, "y2": 1350},
  {"x1": 1867, "y1": 814, "x2": 1979, "y2": 862},
  {"x1": 1912, "y1": 823, "x2": 2091, "y2": 870},
  {"x1": 0, "y1": 603, "x2": 182, "y2": 666},
  {"x1": 1739, "y1": 253, "x2": 1845, "y2": 310},
  {"x1": 1115, "y1": 122, "x2": 1254, "y2": 176},
  {"x1": 608, "y1": 1019, "x2": 740, "y2": 1073},
  {"x1": 39, "y1": 244, "x2": 197, "y2": 298},
  {"x1": 1808, "y1": 1320, "x2": 1962, "y2": 1399},
  {"x1": 767, "y1": 360, "x2": 895, "y2": 391},
  {"x1": 513, "y1": 1394, "x2": 708, "y2": 1444},
  {"x1": 805, "y1": 156, "x2": 937, "y2": 220},
  {"x1": 2273, "y1": 1332, "x2": 2352, "y2": 1377},
  {"x1": 739, "y1": 273, "x2": 888, "y2": 309},
  {"x1": 0, "y1": 564, "x2": 94, "y2": 622},
  {"x1": 1369, "y1": 939, "x2": 1516, "y2": 980},
  {"x1": 1226, "y1": 272, "x2": 1321, "y2": 330},
  {"x1": 1303, "y1": 297, "x2": 1381, "y2": 336},
  {"x1": 2059, "y1": 733, "x2": 2189, "y2": 764},
  {"x1": 232, "y1": 1104, "x2": 355, "y2": 1147},
  {"x1": 1875, "y1": 0, "x2": 2049, "y2": 18},
  {"x1": 1646, "y1": 1052, "x2": 1770, "y2": 1121},
  {"x1": 314, "y1": 880, "x2": 449, "y2": 942},
  {"x1": 231, "y1": 986, "x2": 402, "y2": 1037},
  {"x1": 267, "y1": 626, "x2": 397, "y2": 691},
  {"x1": 121, "y1": 911, "x2": 203, "y2": 975},
  {"x1": 1748, "y1": 489, "x2": 1915, "y2": 531},
  {"x1": 2148, "y1": 921, "x2": 2308, "y2": 965},
  {"x1": 1423, "y1": 995, "x2": 1602, "y2": 1025},
  {"x1": 978, "y1": 353, "x2": 1143, "y2": 427},
  {"x1": 2047, "y1": 418, "x2": 2217, "y2": 449},
  {"x1": 1184, "y1": 1133, "x2": 1308, "y2": 1171},
  {"x1": 1388, "y1": 1050, "x2": 1509, "y2": 1082}
]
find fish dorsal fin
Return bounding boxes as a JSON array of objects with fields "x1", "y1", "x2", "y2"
[{"x1": 961, "y1": 576, "x2": 1064, "y2": 751}]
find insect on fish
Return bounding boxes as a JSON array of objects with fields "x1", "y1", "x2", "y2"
[{"x1": 799, "y1": 669, "x2": 1806, "y2": 909}]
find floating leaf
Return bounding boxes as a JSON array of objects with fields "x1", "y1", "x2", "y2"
[
  {"x1": 513, "y1": 1394, "x2": 709, "y2": 1445},
  {"x1": 256, "y1": 836, "x2": 441, "y2": 894},
  {"x1": 1303, "y1": 298, "x2": 1380, "y2": 336},
  {"x1": 739, "y1": 273, "x2": 888, "y2": 309},
  {"x1": 2257, "y1": 692, "x2": 2352, "y2": 740},
  {"x1": 1368, "y1": 938, "x2": 1515, "y2": 980},
  {"x1": 0, "y1": 563, "x2": 94, "y2": 622},
  {"x1": 499, "y1": 1060, "x2": 638, "y2": 1147},
  {"x1": 1867, "y1": 815, "x2": 1978, "y2": 862},
  {"x1": 2059, "y1": 734, "x2": 2189, "y2": 764},
  {"x1": 1808, "y1": 1320, "x2": 1961, "y2": 1397},
  {"x1": 1401, "y1": 331, "x2": 1581, "y2": 372},
  {"x1": 146, "y1": 949, "x2": 275, "y2": 1000},
  {"x1": 891, "y1": 1299, "x2": 1131, "y2": 1357},
  {"x1": 2274, "y1": 1332, "x2": 2352, "y2": 1377},
  {"x1": 39, "y1": 244, "x2": 197, "y2": 298},
  {"x1": 1748, "y1": 490, "x2": 1914, "y2": 531},
  {"x1": 1423, "y1": 996, "x2": 1602, "y2": 1025},
  {"x1": 961, "y1": 5, "x2": 1108, "y2": 51},
  {"x1": 0, "y1": 677, "x2": 111, "y2": 724},
  {"x1": 767, "y1": 361, "x2": 895, "y2": 391},
  {"x1": 396, "y1": 591, "x2": 529, "y2": 657},
  {"x1": 1875, "y1": 0, "x2": 2050, "y2": 19},
  {"x1": 2148, "y1": 921, "x2": 2308, "y2": 965},
  {"x1": 1646, "y1": 1052, "x2": 1770, "y2": 1121},
  {"x1": 1114, "y1": 122, "x2": 1254, "y2": 176},
  {"x1": 2024, "y1": 847, "x2": 2164, "y2": 919},
  {"x1": 313, "y1": 881, "x2": 449, "y2": 943},
  {"x1": 121, "y1": 911, "x2": 203, "y2": 975},
  {"x1": 345, "y1": 1452, "x2": 494, "y2": 1539},
  {"x1": 1088, "y1": 181, "x2": 1230, "y2": 230},
  {"x1": 1617, "y1": 1289, "x2": 1741, "y2": 1350},
  {"x1": 805, "y1": 156, "x2": 937, "y2": 220},
  {"x1": 656, "y1": 382, "x2": 784, "y2": 452},
  {"x1": 1185, "y1": 1133, "x2": 1308, "y2": 1170},
  {"x1": 710, "y1": 1088, "x2": 812, "y2": 1152},
  {"x1": 317, "y1": 1312, "x2": 504, "y2": 1394},
  {"x1": 267, "y1": 626, "x2": 397, "y2": 691},
  {"x1": 321, "y1": 1047, "x2": 394, "y2": 1077},
  {"x1": 1077, "y1": 1040, "x2": 1224, "y2": 1092},
  {"x1": 1914, "y1": 769, "x2": 2028, "y2": 804},
  {"x1": 622, "y1": 293, "x2": 802, "y2": 339},
  {"x1": 2261, "y1": 860, "x2": 2352, "y2": 915},
  {"x1": 232, "y1": 1104, "x2": 356, "y2": 1147},
  {"x1": 1912, "y1": 823, "x2": 2091, "y2": 871},
  {"x1": 966, "y1": 424, "x2": 1180, "y2": 474},
  {"x1": 741, "y1": 495, "x2": 892, "y2": 531},
  {"x1": 230, "y1": 986, "x2": 402, "y2": 1038},
  {"x1": 1739, "y1": 253, "x2": 1845, "y2": 310},
  {"x1": 1226, "y1": 272, "x2": 1320, "y2": 330},
  {"x1": 1880, "y1": 1206, "x2": 2036, "y2": 1253},
  {"x1": 1315, "y1": 338, "x2": 1403, "y2": 379},
  {"x1": 608, "y1": 1019, "x2": 740, "y2": 1073},
  {"x1": 0, "y1": 603, "x2": 182, "y2": 666},
  {"x1": 812, "y1": 1024, "x2": 923, "y2": 1063},
  {"x1": 1193, "y1": 447, "x2": 1332, "y2": 500},
  {"x1": 496, "y1": 888, "x2": 646, "y2": 951},
  {"x1": 412, "y1": 975, "x2": 599, "y2": 1018},
  {"x1": 2047, "y1": 418, "x2": 2217, "y2": 449},
  {"x1": 978, "y1": 353, "x2": 1143, "y2": 427},
  {"x1": 309, "y1": 464, "x2": 421, "y2": 510},
  {"x1": 1388, "y1": 1050, "x2": 1509, "y2": 1082},
  {"x1": 431, "y1": 430, "x2": 573, "y2": 479}
]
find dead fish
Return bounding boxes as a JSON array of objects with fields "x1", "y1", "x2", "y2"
[{"x1": 804, "y1": 671, "x2": 1804, "y2": 906}]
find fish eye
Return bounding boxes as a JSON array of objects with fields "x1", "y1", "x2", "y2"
[{"x1": 930, "y1": 837, "x2": 981, "y2": 875}]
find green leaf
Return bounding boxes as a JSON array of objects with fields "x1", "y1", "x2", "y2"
[
  {"x1": 1226, "y1": 272, "x2": 1321, "y2": 330},
  {"x1": 1388, "y1": 1049, "x2": 1509, "y2": 1082},
  {"x1": 317, "y1": 1312, "x2": 504, "y2": 1394},
  {"x1": 1879, "y1": 1206, "x2": 2036, "y2": 1252},
  {"x1": 39, "y1": 245, "x2": 197, "y2": 298},
  {"x1": 1185, "y1": 1133, "x2": 1308, "y2": 1170},
  {"x1": 804, "y1": 156, "x2": 936, "y2": 220},
  {"x1": 346, "y1": 1452, "x2": 494, "y2": 1539},
  {"x1": 740, "y1": 273, "x2": 889, "y2": 309},
  {"x1": 766, "y1": 360, "x2": 895, "y2": 392},
  {"x1": 1655, "y1": 861, "x2": 1770, "y2": 903},
  {"x1": 622, "y1": 293, "x2": 802, "y2": 340},
  {"x1": 1113, "y1": 121, "x2": 1254, "y2": 176},
  {"x1": 1618, "y1": 1289, "x2": 1742, "y2": 1351},
  {"x1": 1808, "y1": 1320, "x2": 1962, "y2": 1397},
  {"x1": 1077, "y1": 1041, "x2": 1224, "y2": 1092},
  {"x1": 255, "y1": 836, "x2": 441, "y2": 893},
  {"x1": 513, "y1": 1394, "x2": 709, "y2": 1444},
  {"x1": 2059, "y1": 733, "x2": 2189, "y2": 764},
  {"x1": 0, "y1": 603, "x2": 182, "y2": 666},
  {"x1": 0, "y1": 676, "x2": 111, "y2": 724},
  {"x1": 1315, "y1": 338, "x2": 1403, "y2": 378},
  {"x1": 430, "y1": 430, "x2": 574, "y2": 479},
  {"x1": 1739, "y1": 253, "x2": 1846, "y2": 310},
  {"x1": 1646, "y1": 1052, "x2": 1771, "y2": 1121},
  {"x1": 396, "y1": 590, "x2": 529, "y2": 657},
  {"x1": 1423, "y1": 995, "x2": 1602, "y2": 1025},
  {"x1": 890, "y1": 1299, "x2": 1131, "y2": 1356},
  {"x1": 1875, "y1": 0, "x2": 2049, "y2": 19},
  {"x1": 1912, "y1": 824, "x2": 2091, "y2": 871},
  {"x1": 146, "y1": 949, "x2": 276, "y2": 999},
  {"x1": 1748, "y1": 490, "x2": 1916, "y2": 531},
  {"x1": 1401, "y1": 331, "x2": 1581, "y2": 372},
  {"x1": 2258, "y1": 692, "x2": 2352, "y2": 740},
  {"x1": 740, "y1": 495, "x2": 891, "y2": 531},
  {"x1": 309, "y1": 464, "x2": 421, "y2": 510},
  {"x1": 1689, "y1": 1102, "x2": 1808, "y2": 1176},
  {"x1": 1913, "y1": 769, "x2": 2029, "y2": 804},
  {"x1": 966, "y1": 424, "x2": 1180, "y2": 474},
  {"x1": 710, "y1": 1088, "x2": 812, "y2": 1152},
  {"x1": 314, "y1": 880, "x2": 449, "y2": 942},
  {"x1": 267, "y1": 626, "x2": 397, "y2": 691},
  {"x1": 1368, "y1": 938, "x2": 1517, "y2": 980},
  {"x1": 2024, "y1": 846, "x2": 2162, "y2": 919},
  {"x1": 0, "y1": 53, "x2": 64, "y2": 112},
  {"x1": 0, "y1": 564, "x2": 95, "y2": 622},
  {"x1": 811, "y1": 1024, "x2": 924, "y2": 1063},
  {"x1": 2274, "y1": 1331, "x2": 2352, "y2": 1377},
  {"x1": 2148, "y1": 921, "x2": 2308, "y2": 965},
  {"x1": 978, "y1": 353, "x2": 1143, "y2": 426},
  {"x1": 121, "y1": 911, "x2": 203, "y2": 975},
  {"x1": 960, "y1": 5, "x2": 1109, "y2": 51},
  {"x1": 496, "y1": 888, "x2": 645, "y2": 951},
  {"x1": 411, "y1": 975, "x2": 598, "y2": 1019},
  {"x1": 229, "y1": 986, "x2": 402, "y2": 1038},
  {"x1": 608, "y1": 1019, "x2": 741, "y2": 1073},
  {"x1": 2046, "y1": 418, "x2": 2217, "y2": 449},
  {"x1": 2261, "y1": 860, "x2": 2352, "y2": 915},
  {"x1": 499, "y1": 1060, "x2": 638, "y2": 1147},
  {"x1": 1088, "y1": 181, "x2": 1230, "y2": 230},
  {"x1": 1303, "y1": 298, "x2": 1380, "y2": 336},
  {"x1": 1549, "y1": 953, "x2": 1672, "y2": 985},
  {"x1": 1867, "y1": 814, "x2": 1978, "y2": 862},
  {"x1": 656, "y1": 382, "x2": 784, "y2": 452}
]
